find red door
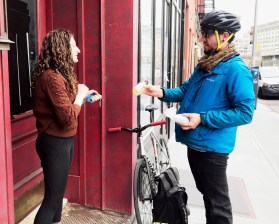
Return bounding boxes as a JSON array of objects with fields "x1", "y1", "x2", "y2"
[{"x1": 46, "y1": 0, "x2": 137, "y2": 213}]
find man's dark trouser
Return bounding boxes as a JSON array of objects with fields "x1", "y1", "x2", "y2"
[{"x1": 187, "y1": 148, "x2": 232, "y2": 224}]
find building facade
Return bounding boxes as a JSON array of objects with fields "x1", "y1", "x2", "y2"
[
  {"x1": 0, "y1": 0, "x2": 201, "y2": 223},
  {"x1": 257, "y1": 21, "x2": 279, "y2": 66},
  {"x1": 235, "y1": 20, "x2": 279, "y2": 67}
]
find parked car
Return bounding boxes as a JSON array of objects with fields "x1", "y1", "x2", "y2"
[{"x1": 258, "y1": 66, "x2": 279, "y2": 98}]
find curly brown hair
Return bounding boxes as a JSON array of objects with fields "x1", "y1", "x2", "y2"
[{"x1": 31, "y1": 29, "x2": 78, "y2": 95}]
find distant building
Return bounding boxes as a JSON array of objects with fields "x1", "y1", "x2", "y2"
[
  {"x1": 235, "y1": 20, "x2": 279, "y2": 67},
  {"x1": 257, "y1": 21, "x2": 279, "y2": 66},
  {"x1": 234, "y1": 32, "x2": 252, "y2": 67}
]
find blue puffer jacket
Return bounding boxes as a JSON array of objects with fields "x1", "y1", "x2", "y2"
[{"x1": 162, "y1": 56, "x2": 255, "y2": 154}]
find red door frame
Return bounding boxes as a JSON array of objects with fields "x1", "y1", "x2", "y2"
[
  {"x1": 0, "y1": 1, "x2": 46, "y2": 223},
  {"x1": 101, "y1": 0, "x2": 138, "y2": 212},
  {"x1": 0, "y1": 50, "x2": 14, "y2": 224},
  {"x1": 45, "y1": 0, "x2": 138, "y2": 213},
  {"x1": 0, "y1": 1, "x2": 14, "y2": 223},
  {"x1": 0, "y1": 1, "x2": 138, "y2": 222}
]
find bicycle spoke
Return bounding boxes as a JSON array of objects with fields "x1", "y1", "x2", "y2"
[
  {"x1": 134, "y1": 159, "x2": 154, "y2": 224},
  {"x1": 158, "y1": 138, "x2": 171, "y2": 173}
]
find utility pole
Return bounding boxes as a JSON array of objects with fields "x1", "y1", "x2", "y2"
[{"x1": 251, "y1": 0, "x2": 258, "y2": 67}]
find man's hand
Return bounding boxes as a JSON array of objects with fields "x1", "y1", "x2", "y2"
[
  {"x1": 178, "y1": 113, "x2": 201, "y2": 130},
  {"x1": 143, "y1": 84, "x2": 163, "y2": 98}
]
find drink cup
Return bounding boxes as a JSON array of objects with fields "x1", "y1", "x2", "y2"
[{"x1": 133, "y1": 81, "x2": 146, "y2": 96}]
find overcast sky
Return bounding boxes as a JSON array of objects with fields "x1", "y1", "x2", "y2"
[{"x1": 214, "y1": 0, "x2": 279, "y2": 36}]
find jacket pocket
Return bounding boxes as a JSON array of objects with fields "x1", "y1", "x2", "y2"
[{"x1": 198, "y1": 125, "x2": 215, "y2": 140}]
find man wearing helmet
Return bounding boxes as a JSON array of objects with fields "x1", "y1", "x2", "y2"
[{"x1": 144, "y1": 10, "x2": 255, "y2": 224}]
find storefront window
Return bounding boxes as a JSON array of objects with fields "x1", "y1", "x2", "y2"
[
  {"x1": 154, "y1": 0, "x2": 163, "y2": 120},
  {"x1": 7, "y1": 0, "x2": 38, "y2": 117},
  {"x1": 170, "y1": 4, "x2": 176, "y2": 89},
  {"x1": 162, "y1": 0, "x2": 170, "y2": 114},
  {"x1": 176, "y1": 12, "x2": 181, "y2": 86},
  {"x1": 139, "y1": 0, "x2": 153, "y2": 126},
  {"x1": 138, "y1": 0, "x2": 185, "y2": 131}
]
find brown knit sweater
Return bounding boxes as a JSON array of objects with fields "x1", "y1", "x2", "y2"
[{"x1": 32, "y1": 69, "x2": 81, "y2": 137}]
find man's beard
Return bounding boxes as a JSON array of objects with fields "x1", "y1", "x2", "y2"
[{"x1": 204, "y1": 47, "x2": 216, "y2": 56}]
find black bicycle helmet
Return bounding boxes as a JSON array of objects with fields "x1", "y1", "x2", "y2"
[{"x1": 200, "y1": 10, "x2": 241, "y2": 33}]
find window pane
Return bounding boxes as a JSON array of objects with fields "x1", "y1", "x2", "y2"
[
  {"x1": 170, "y1": 4, "x2": 176, "y2": 89},
  {"x1": 139, "y1": 0, "x2": 153, "y2": 125},
  {"x1": 7, "y1": 0, "x2": 37, "y2": 117},
  {"x1": 154, "y1": 0, "x2": 163, "y2": 120},
  {"x1": 178, "y1": 0, "x2": 182, "y2": 9},
  {"x1": 176, "y1": 12, "x2": 181, "y2": 86},
  {"x1": 154, "y1": 1, "x2": 162, "y2": 87},
  {"x1": 163, "y1": 0, "x2": 170, "y2": 114},
  {"x1": 163, "y1": 1, "x2": 169, "y2": 88}
]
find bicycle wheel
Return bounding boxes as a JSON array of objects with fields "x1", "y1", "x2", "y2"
[
  {"x1": 134, "y1": 158, "x2": 155, "y2": 224},
  {"x1": 158, "y1": 138, "x2": 171, "y2": 173}
]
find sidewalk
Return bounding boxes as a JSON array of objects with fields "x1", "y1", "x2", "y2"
[
  {"x1": 19, "y1": 199, "x2": 132, "y2": 224},
  {"x1": 21, "y1": 102, "x2": 279, "y2": 224},
  {"x1": 168, "y1": 102, "x2": 279, "y2": 224}
]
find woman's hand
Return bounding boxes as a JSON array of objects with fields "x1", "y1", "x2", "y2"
[
  {"x1": 86, "y1": 90, "x2": 102, "y2": 103},
  {"x1": 74, "y1": 84, "x2": 89, "y2": 106},
  {"x1": 77, "y1": 84, "x2": 89, "y2": 98}
]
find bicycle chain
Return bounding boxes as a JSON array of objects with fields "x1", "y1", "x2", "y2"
[{"x1": 146, "y1": 158, "x2": 157, "y2": 195}]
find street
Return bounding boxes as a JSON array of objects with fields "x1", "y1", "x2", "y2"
[
  {"x1": 252, "y1": 97, "x2": 279, "y2": 176},
  {"x1": 258, "y1": 98, "x2": 279, "y2": 113}
]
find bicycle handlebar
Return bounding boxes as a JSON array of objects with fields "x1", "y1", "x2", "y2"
[
  {"x1": 150, "y1": 120, "x2": 166, "y2": 126},
  {"x1": 108, "y1": 127, "x2": 122, "y2": 132},
  {"x1": 108, "y1": 120, "x2": 166, "y2": 133}
]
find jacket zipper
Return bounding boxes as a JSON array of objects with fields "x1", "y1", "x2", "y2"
[{"x1": 193, "y1": 81, "x2": 202, "y2": 102}]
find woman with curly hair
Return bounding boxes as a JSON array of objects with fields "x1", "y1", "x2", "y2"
[{"x1": 32, "y1": 29, "x2": 102, "y2": 224}]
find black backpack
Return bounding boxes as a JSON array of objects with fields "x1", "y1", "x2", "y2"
[{"x1": 152, "y1": 167, "x2": 190, "y2": 224}]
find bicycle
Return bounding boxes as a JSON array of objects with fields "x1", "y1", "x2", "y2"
[
  {"x1": 108, "y1": 104, "x2": 171, "y2": 224},
  {"x1": 144, "y1": 104, "x2": 171, "y2": 174}
]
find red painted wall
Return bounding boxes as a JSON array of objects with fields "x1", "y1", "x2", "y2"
[
  {"x1": 0, "y1": 1, "x2": 14, "y2": 223},
  {"x1": 0, "y1": 1, "x2": 46, "y2": 223},
  {"x1": 0, "y1": 50, "x2": 14, "y2": 224},
  {"x1": 101, "y1": 0, "x2": 137, "y2": 213},
  {"x1": 45, "y1": 0, "x2": 103, "y2": 207},
  {"x1": 11, "y1": 0, "x2": 46, "y2": 209},
  {"x1": 183, "y1": 0, "x2": 199, "y2": 80},
  {"x1": 79, "y1": 0, "x2": 103, "y2": 207},
  {"x1": 45, "y1": 0, "x2": 137, "y2": 213}
]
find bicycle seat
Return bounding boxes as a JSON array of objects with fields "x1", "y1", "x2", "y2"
[{"x1": 145, "y1": 104, "x2": 159, "y2": 112}]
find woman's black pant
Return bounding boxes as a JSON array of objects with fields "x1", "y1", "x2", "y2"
[
  {"x1": 187, "y1": 148, "x2": 232, "y2": 224},
  {"x1": 34, "y1": 133, "x2": 74, "y2": 224}
]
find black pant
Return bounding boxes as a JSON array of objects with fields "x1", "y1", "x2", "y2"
[
  {"x1": 34, "y1": 132, "x2": 74, "y2": 224},
  {"x1": 187, "y1": 148, "x2": 232, "y2": 224}
]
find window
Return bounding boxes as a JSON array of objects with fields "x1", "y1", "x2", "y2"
[
  {"x1": 0, "y1": 0, "x2": 8, "y2": 37},
  {"x1": 7, "y1": 0, "x2": 38, "y2": 117},
  {"x1": 138, "y1": 0, "x2": 185, "y2": 127},
  {"x1": 138, "y1": 0, "x2": 153, "y2": 126},
  {"x1": 0, "y1": 0, "x2": 14, "y2": 50},
  {"x1": 154, "y1": 0, "x2": 163, "y2": 120}
]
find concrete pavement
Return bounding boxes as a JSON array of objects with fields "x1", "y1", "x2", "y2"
[{"x1": 168, "y1": 101, "x2": 279, "y2": 224}]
